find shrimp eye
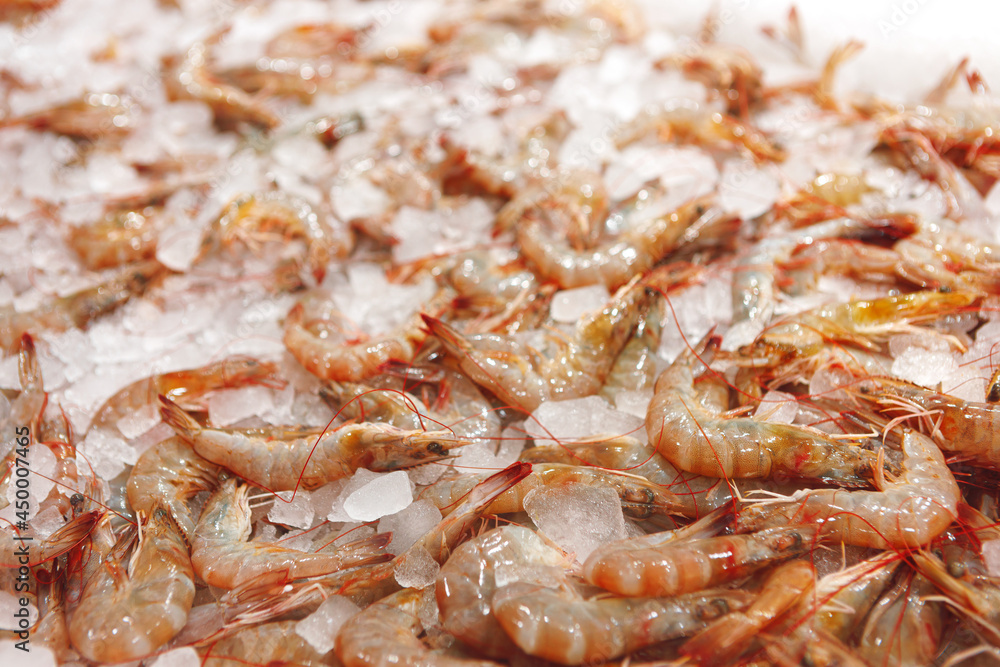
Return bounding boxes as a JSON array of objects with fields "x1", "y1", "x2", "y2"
[
  {"x1": 697, "y1": 599, "x2": 729, "y2": 621},
  {"x1": 694, "y1": 204, "x2": 706, "y2": 216},
  {"x1": 428, "y1": 441, "x2": 446, "y2": 455},
  {"x1": 70, "y1": 493, "x2": 85, "y2": 506},
  {"x1": 948, "y1": 561, "x2": 966, "y2": 578}
]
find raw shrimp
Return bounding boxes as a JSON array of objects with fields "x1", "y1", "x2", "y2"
[
  {"x1": 738, "y1": 429, "x2": 959, "y2": 549},
  {"x1": 68, "y1": 508, "x2": 194, "y2": 663},
  {"x1": 680, "y1": 559, "x2": 816, "y2": 664},
  {"x1": 159, "y1": 396, "x2": 460, "y2": 491},
  {"x1": 0, "y1": 510, "x2": 98, "y2": 568},
  {"x1": 422, "y1": 462, "x2": 691, "y2": 520},
  {"x1": 191, "y1": 476, "x2": 391, "y2": 590},
  {"x1": 658, "y1": 43, "x2": 763, "y2": 118},
  {"x1": 226, "y1": 463, "x2": 532, "y2": 615},
  {"x1": 89, "y1": 356, "x2": 283, "y2": 436},
  {"x1": 804, "y1": 552, "x2": 901, "y2": 641},
  {"x1": 164, "y1": 41, "x2": 280, "y2": 130},
  {"x1": 599, "y1": 296, "x2": 663, "y2": 404},
  {"x1": 867, "y1": 377, "x2": 1000, "y2": 468},
  {"x1": 647, "y1": 333, "x2": 883, "y2": 485},
  {"x1": 201, "y1": 620, "x2": 338, "y2": 667},
  {"x1": 507, "y1": 170, "x2": 732, "y2": 289},
  {"x1": 857, "y1": 571, "x2": 944, "y2": 667},
  {"x1": 492, "y1": 581, "x2": 754, "y2": 665},
  {"x1": 0, "y1": 93, "x2": 132, "y2": 141},
  {"x1": 913, "y1": 550, "x2": 1000, "y2": 646},
  {"x1": 66, "y1": 208, "x2": 159, "y2": 270},
  {"x1": 583, "y1": 522, "x2": 817, "y2": 598},
  {"x1": 336, "y1": 588, "x2": 500, "y2": 667},
  {"x1": 435, "y1": 525, "x2": 569, "y2": 658},
  {"x1": 751, "y1": 289, "x2": 979, "y2": 363},
  {"x1": 126, "y1": 436, "x2": 221, "y2": 540},
  {"x1": 424, "y1": 276, "x2": 649, "y2": 412},
  {"x1": 202, "y1": 192, "x2": 351, "y2": 284},
  {"x1": 283, "y1": 287, "x2": 454, "y2": 382},
  {"x1": 617, "y1": 106, "x2": 785, "y2": 162},
  {"x1": 0, "y1": 260, "x2": 165, "y2": 352},
  {"x1": 0, "y1": 335, "x2": 44, "y2": 491}
]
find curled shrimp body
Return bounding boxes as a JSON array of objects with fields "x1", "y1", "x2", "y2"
[
  {"x1": 423, "y1": 463, "x2": 690, "y2": 520},
  {"x1": 0, "y1": 260, "x2": 164, "y2": 352},
  {"x1": 738, "y1": 429, "x2": 959, "y2": 549},
  {"x1": 647, "y1": 335, "x2": 882, "y2": 485},
  {"x1": 868, "y1": 377, "x2": 1000, "y2": 468},
  {"x1": 68, "y1": 508, "x2": 194, "y2": 663},
  {"x1": 336, "y1": 588, "x2": 500, "y2": 667},
  {"x1": 159, "y1": 396, "x2": 458, "y2": 491},
  {"x1": 284, "y1": 288, "x2": 454, "y2": 382},
  {"x1": 491, "y1": 582, "x2": 753, "y2": 666},
  {"x1": 67, "y1": 208, "x2": 160, "y2": 270},
  {"x1": 191, "y1": 477, "x2": 390, "y2": 590},
  {"x1": 507, "y1": 170, "x2": 730, "y2": 289},
  {"x1": 435, "y1": 525, "x2": 570, "y2": 658},
  {"x1": 89, "y1": 356, "x2": 282, "y2": 436},
  {"x1": 203, "y1": 192, "x2": 351, "y2": 284},
  {"x1": 126, "y1": 437, "x2": 222, "y2": 540},
  {"x1": 583, "y1": 524, "x2": 818, "y2": 598},
  {"x1": 424, "y1": 276, "x2": 649, "y2": 412},
  {"x1": 617, "y1": 107, "x2": 784, "y2": 162}
]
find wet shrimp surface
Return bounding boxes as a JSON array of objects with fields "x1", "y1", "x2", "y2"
[{"x1": 5, "y1": 1, "x2": 1000, "y2": 665}]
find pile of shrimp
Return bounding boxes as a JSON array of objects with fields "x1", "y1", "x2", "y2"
[{"x1": 5, "y1": 0, "x2": 1000, "y2": 665}]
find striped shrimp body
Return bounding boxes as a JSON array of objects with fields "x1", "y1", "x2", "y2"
[
  {"x1": 680, "y1": 559, "x2": 816, "y2": 664},
  {"x1": 858, "y1": 571, "x2": 944, "y2": 667},
  {"x1": 583, "y1": 521, "x2": 818, "y2": 598},
  {"x1": 868, "y1": 377, "x2": 1000, "y2": 468},
  {"x1": 491, "y1": 582, "x2": 753, "y2": 666},
  {"x1": 127, "y1": 437, "x2": 223, "y2": 541},
  {"x1": 191, "y1": 476, "x2": 391, "y2": 590},
  {"x1": 507, "y1": 166, "x2": 731, "y2": 289},
  {"x1": 283, "y1": 287, "x2": 454, "y2": 382},
  {"x1": 435, "y1": 525, "x2": 570, "y2": 658},
  {"x1": 647, "y1": 334, "x2": 883, "y2": 485},
  {"x1": 738, "y1": 429, "x2": 959, "y2": 549},
  {"x1": 159, "y1": 396, "x2": 459, "y2": 491},
  {"x1": 68, "y1": 508, "x2": 194, "y2": 663},
  {"x1": 336, "y1": 588, "x2": 500, "y2": 667},
  {"x1": 422, "y1": 462, "x2": 691, "y2": 520},
  {"x1": 0, "y1": 260, "x2": 164, "y2": 352},
  {"x1": 201, "y1": 620, "x2": 337, "y2": 667},
  {"x1": 424, "y1": 276, "x2": 650, "y2": 412},
  {"x1": 89, "y1": 356, "x2": 283, "y2": 436}
]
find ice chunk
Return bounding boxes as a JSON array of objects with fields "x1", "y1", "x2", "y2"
[
  {"x1": 156, "y1": 223, "x2": 203, "y2": 272},
  {"x1": 753, "y1": 390, "x2": 798, "y2": 425},
  {"x1": 719, "y1": 159, "x2": 782, "y2": 218},
  {"x1": 208, "y1": 385, "x2": 275, "y2": 427},
  {"x1": 30, "y1": 506, "x2": 67, "y2": 540},
  {"x1": 526, "y1": 395, "x2": 645, "y2": 447},
  {"x1": 295, "y1": 596, "x2": 361, "y2": 655},
  {"x1": 149, "y1": 647, "x2": 201, "y2": 667},
  {"x1": 116, "y1": 402, "x2": 161, "y2": 440},
  {"x1": 659, "y1": 271, "x2": 733, "y2": 360},
  {"x1": 808, "y1": 367, "x2": 855, "y2": 403},
  {"x1": 268, "y1": 489, "x2": 315, "y2": 530},
  {"x1": 81, "y1": 427, "x2": 139, "y2": 481},
  {"x1": 891, "y1": 348, "x2": 957, "y2": 389},
  {"x1": 550, "y1": 285, "x2": 610, "y2": 323},
  {"x1": 524, "y1": 483, "x2": 627, "y2": 562},
  {"x1": 614, "y1": 389, "x2": 653, "y2": 419},
  {"x1": 394, "y1": 545, "x2": 440, "y2": 589},
  {"x1": 343, "y1": 471, "x2": 413, "y2": 522},
  {"x1": 377, "y1": 500, "x2": 443, "y2": 556}
]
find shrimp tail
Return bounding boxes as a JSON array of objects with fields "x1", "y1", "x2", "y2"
[
  {"x1": 159, "y1": 395, "x2": 202, "y2": 441},
  {"x1": 420, "y1": 314, "x2": 468, "y2": 354},
  {"x1": 329, "y1": 532, "x2": 396, "y2": 569},
  {"x1": 33, "y1": 510, "x2": 101, "y2": 565},
  {"x1": 18, "y1": 333, "x2": 42, "y2": 393}
]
